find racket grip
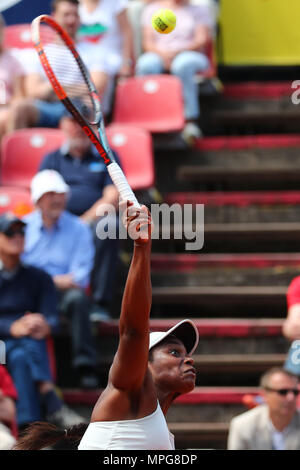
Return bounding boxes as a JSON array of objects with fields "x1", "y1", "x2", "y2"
[{"x1": 108, "y1": 162, "x2": 140, "y2": 208}]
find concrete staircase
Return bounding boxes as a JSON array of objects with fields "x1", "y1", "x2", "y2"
[{"x1": 56, "y1": 79, "x2": 300, "y2": 449}]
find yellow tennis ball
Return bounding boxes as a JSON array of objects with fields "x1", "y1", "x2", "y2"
[{"x1": 151, "y1": 9, "x2": 176, "y2": 34}]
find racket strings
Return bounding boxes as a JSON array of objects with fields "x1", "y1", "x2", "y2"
[{"x1": 39, "y1": 23, "x2": 95, "y2": 122}]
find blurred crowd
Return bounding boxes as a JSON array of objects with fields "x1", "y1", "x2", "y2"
[{"x1": 0, "y1": 0, "x2": 218, "y2": 142}]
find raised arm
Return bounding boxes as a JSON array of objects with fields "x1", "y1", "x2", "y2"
[{"x1": 108, "y1": 203, "x2": 152, "y2": 392}]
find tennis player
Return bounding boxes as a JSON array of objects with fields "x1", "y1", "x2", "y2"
[{"x1": 14, "y1": 202, "x2": 199, "y2": 450}]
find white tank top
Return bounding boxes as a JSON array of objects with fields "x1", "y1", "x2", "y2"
[{"x1": 78, "y1": 402, "x2": 175, "y2": 450}]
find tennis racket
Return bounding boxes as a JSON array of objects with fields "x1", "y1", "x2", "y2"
[{"x1": 31, "y1": 14, "x2": 140, "y2": 208}]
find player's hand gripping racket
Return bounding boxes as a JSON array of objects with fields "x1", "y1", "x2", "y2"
[{"x1": 31, "y1": 14, "x2": 140, "y2": 208}]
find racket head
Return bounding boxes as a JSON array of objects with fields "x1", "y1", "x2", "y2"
[
  {"x1": 31, "y1": 15, "x2": 140, "y2": 208},
  {"x1": 31, "y1": 14, "x2": 101, "y2": 126}
]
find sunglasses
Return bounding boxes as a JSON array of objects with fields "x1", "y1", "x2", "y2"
[
  {"x1": 265, "y1": 387, "x2": 299, "y2": 397},
  {"x1": 4, "y1": 227, "x2": 25, "y2": 238}
]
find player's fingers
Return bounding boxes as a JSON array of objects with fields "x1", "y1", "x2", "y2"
[
  {"x1": 121, "y1": 202, "x2": 142, "y2": 224},
  {"x1": 120, "y1": 200, "x2": 139, "y2": 219},
  {"x1": 119, "y1": 199, "x2": 131, "y2": 212}
]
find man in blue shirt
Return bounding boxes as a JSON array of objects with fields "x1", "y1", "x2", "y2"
[
  {"x1": 22, "y1": 169, "x2": 98, "y2": 388},
  {"x1": 39, "y1": 109, "x2": 120, "y2": 321},
  {"x1": 0, "y1": 212, "x2": 83, "y2": 429}
]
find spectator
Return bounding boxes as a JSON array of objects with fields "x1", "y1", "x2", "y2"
[
  {"x1": 0, "y1": 365, "x2": 17, "y2": 450},
  {"x1": 0, "y1": 13, "x2": 25, "y2": 141},
  {"x1": 136, "y1": 0, "x2": 214, "y2": 142},
  {"x1": 282, "y1": 276, "x2": 300, "y2": 376},
  {"x1": 227, "y1": 367, "x2": 300, "y2": 450},
  {"x1": 7, "y1": 0, "x2": 110, "y2": 132},
  {"x1": 78, "y1": 0, "x2": 135, "y2": 114},
  {"x1": 0, "y1": 212, "x2": 83, "y2": 430},
  {"x1": 39, "y1": 108, "x2": 120, "y2": 322},
  {"x1": 22, "y1": 170, "x2": 99, "y2": 389}
]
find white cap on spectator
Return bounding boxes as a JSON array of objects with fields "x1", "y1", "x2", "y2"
[{"x1": 31, "y1": 170, "x2": 70, "y2": 204}]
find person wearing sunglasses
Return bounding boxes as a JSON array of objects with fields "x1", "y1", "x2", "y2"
[
  {"x1": 0, "y1": 212, "x2": 84, "y2": 432},
  {"x1": 228, "y1": 367, "x2": 300, "y2": 450}
]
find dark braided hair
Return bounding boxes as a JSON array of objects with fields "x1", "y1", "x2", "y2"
[{"x1": 13, "y1": 421, "x2": 88, "y2": 450}]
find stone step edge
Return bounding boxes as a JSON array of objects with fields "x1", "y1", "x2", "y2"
[
  {"x1": 62, "y1": 386, "x2": 300, "y2": 409},
  {"x1": 159, "y1": 222, "x2": 300, "y2": 233},
  {"x1": 150, "y1": 253, "x2": 300, "y2": 270},
  {"x1": 151, "y1": 286, "x2": 287, "y2": 300},
  {"x1": 192, "y1": 134, "x2": 300, "y2": 151},
  {"x1": 93, "y1": 318, "x2": 284, "y2": 338},
  {"x1": 177, "y1": 167, "x2": 300, "y2": 181},
  {"x1": 165, "y1": 191, "x2": 300, "y2": 207},
  {"x1": 222, "y1": 82, "x2": 293, "y2": 100},
  {"x1": 62, "y1": 386, "x2": 261, "y2": 407},
  {"x1": 89, "y1": 354, "x2": 286, "y2": 375}
]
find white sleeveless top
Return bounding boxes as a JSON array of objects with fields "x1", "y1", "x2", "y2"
[{"x1": 78, "y1": 402, "x2": 175, "y2": 450}]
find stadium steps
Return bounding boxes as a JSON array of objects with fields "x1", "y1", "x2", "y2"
[
  {"x1": 149, "y1": 253, "x2": 296, "y2": 314},
  {"x1": 154, "y1": 134, "x2": 300, "y2": 192},
  {"x1": 53, "y1": 83, "x2": 300, "y2": 449},
  {"x1": 96, "y1": 317, "x2": 285, "y2": 337},
  {"x1": 193, "y1": 353, "x2": 286, "y2": 383},
  {"x1": 175, "y1": 142, "x2": 300, "y2": 188},
  {"x1": 150, "y1": 285, "x2": 286, "y2": 310},
  {"x1": 94, "y1": 352, "x2": 287, "y2": 386},
  {"x1": 53, "y1": 318, "x2": 289, "y2": 390},
  {"x1": 166, "y1": 191, "x2": 300, "y2": 225},
  {"x1": 151, "y1": 252, "x2": 300, "y2": 269},
  {"x1": 62, "y1": 386, "x2": 260, "y2": 408},
  {"x1": 201, "y1": 82, "x2": 300, "y2": 134},
  {"x1": 54, "y1": 318, "x2": 288, "y2": 357},
  {"x1": 177, "y1": 167, "x2": 300, "y2": 187},
  {"x1": 149, "y1": 248, "x2": 291, "y2": 311},
  {"x1": 94, "y1": 317, "x2": 288, "y2": 356},
  {"x1": 167, "y1": 422, "x2": 229, "y2": 449},
  {"x1": 95, "y1": 318, "x2": 289, "y2": 358},
  {"x1": 149, "y1": 93, "x2": 300, "y2": 446},
  {"x1": 151, "y1": 266, "x2": 300, "y2": 287},
  {"x1": 149, "y1": 221, "x2": 300, "y2": 253},
  {"x1": 68, "y1": 353, "x2": 286, "y2": 382},
  {"x1": 165, "y1": 191, "x2": 300, "y2": 207}
]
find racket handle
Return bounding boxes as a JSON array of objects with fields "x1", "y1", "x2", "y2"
[{"x1": 108, "y1": 162, "x2": 140, "y2": 208}]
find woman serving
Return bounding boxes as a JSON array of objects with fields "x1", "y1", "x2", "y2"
[{"x1": 15, "y1": 202, "x2": 199, "y2": 450}]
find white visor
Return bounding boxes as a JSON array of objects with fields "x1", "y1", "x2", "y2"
[{"x1": 149, "y1": 319, "x2": 199, "y2": 355}]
